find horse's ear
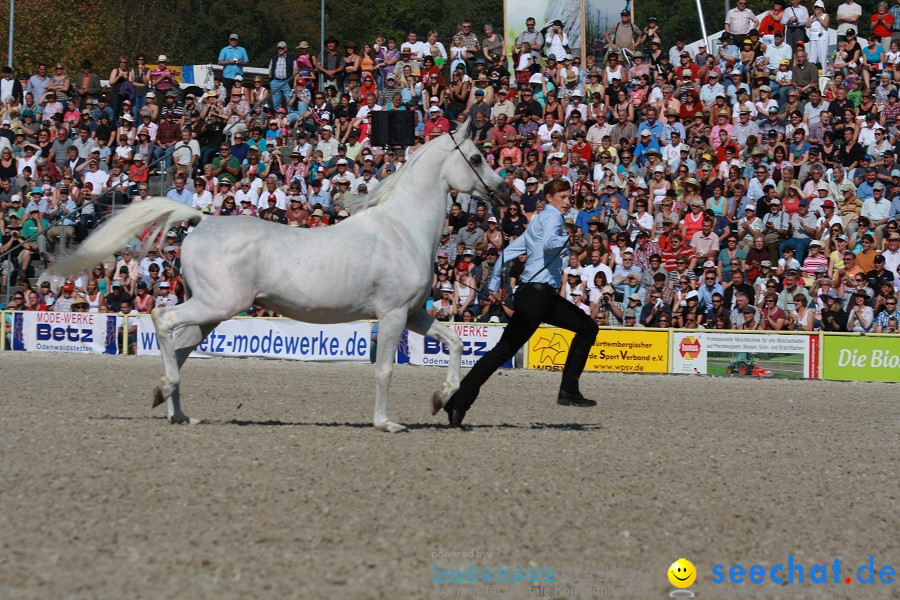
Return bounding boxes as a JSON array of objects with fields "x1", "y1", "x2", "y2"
[{"x1": 452, "y1": 117, "x2": 472, "y2": 144}]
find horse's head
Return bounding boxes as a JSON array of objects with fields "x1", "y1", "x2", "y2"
[{"x1": 441, "y1": 118, "x2": 511, "y2": 210}]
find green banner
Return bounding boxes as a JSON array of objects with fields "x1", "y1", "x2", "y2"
[{"x1": 822, "y1": 335, "x2": 900, "y2": 382}]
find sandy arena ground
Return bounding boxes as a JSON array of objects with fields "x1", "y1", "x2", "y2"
[{"x1": 0, "y1": 353, "x2": 898, "y2": 600}]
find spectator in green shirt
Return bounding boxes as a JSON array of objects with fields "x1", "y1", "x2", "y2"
[{"x1": 19, "y1": 208, "x2": 48, "y2": 271}]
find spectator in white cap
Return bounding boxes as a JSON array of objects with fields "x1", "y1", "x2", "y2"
[
  {"x1": 861, "y1": 181, "x2": 892, "y2": 242},
  {"x1": 154, "y1": 280, "x2": 178, "y2": 308},
  {"x1": 805, "y1": 1, "x2": 830, "y2": 66},
  {"x1": 423, "y1": 105, "x2": 450, "y2": 137},
  {"x1": 327, "y1": 156, "x2": 352, "y2": 188}
]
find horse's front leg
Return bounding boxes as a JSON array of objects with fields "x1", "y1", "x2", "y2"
[
  {"x1": 372, "y1": 310, "x2": 409, "y2": 433},
  {"x1": 406, "y1": 308, "x2": 462, "y2": 414}
]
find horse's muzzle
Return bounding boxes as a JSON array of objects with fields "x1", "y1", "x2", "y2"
[{"x1": 488, "y1": 183, "x2": 512, "y2": 208}]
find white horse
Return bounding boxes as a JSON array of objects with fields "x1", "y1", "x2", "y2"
[{"x1": 55, "y1": 121, "x2": 510, "y2": 432}]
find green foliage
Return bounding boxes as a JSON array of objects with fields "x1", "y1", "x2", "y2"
[
  {"x1": 2, "y1": 0, "x2": 882, "y2": 79},
  {"x1": 0, "y1": 0, "x2": 503, "y2": 76}
]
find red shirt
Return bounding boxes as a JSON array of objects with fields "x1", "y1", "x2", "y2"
[
  {"x1": 759, "y1": 11, "x2": 785, "y2": 36},
  {"x1": 679, "y1": 100, "x2": 704, "y2": 121},
  {"x1": 424, "y1": 117, "x2": 451, "y2": 137},
  {"x1": 761, "y1": 306, "x2": 787, "y2": 330},
  {"x1": 572, "y1": 142, "x2": 593, "y2": 163},
  {"x1": 683, "y1": 210, "x2": 705, "y2": 242},
  {"x1": 872, "y1": 13, "x2": 894, "y2": 38},
  {"x1": 128, "y1": 163, "x2": 149, "y2": 183},
  {"x1": 675, "y1": 64, "x2": 699, "y2": 83},
  {"x1": 661, "y1": 247, "x2": 695, "y2": 271}
]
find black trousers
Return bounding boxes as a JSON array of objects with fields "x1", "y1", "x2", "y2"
[{"x1": 454, "y1": 282, "x2": 599, "y2": 410}]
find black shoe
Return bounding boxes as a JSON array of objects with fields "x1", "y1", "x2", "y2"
[
  {"x1": 557, "y1": 390, "x2": 597, "y2": 407},
  {"x1": 444, "y1": 396, "x2": 467, "y2": 428}
]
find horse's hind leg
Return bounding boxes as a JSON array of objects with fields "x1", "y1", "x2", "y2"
[
  {"x1": 406, "y1": 308, "x2": 462, "y2": 415},
  {"x1": 151, "y1": 300, "x2": 230, "y2": 424},
  {"x1": 372, "y1": 309, "x2": 408, "y2": 433}
]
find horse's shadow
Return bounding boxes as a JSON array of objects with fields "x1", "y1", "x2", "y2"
[{"x1": 90, "y1": 415, "x2": 602, "y2": 431}]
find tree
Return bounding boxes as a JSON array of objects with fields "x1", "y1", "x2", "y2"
[{"x1": 0, "y1": 0, "x2": 495, "y2": 78}]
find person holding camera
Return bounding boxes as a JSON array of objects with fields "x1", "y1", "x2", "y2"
[{"x1": 46, "y1": 185, "x2": 77, "y2": 249}]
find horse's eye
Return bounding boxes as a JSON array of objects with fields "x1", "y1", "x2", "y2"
[{"x1": 470, "y1": 154, "x2": 482, "y2": 165}]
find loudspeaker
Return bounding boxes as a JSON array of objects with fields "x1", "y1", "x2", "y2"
[{"x1": 370, "y1": 111, "x2": 416, "y2": 147}]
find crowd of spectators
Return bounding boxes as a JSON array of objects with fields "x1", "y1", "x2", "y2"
[{"x1": 2, "y1": 8, "x2": 900, "y2": 334}]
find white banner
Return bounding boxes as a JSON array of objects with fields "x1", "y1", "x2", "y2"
[
  {"x1": 10, "y1": 311, "x2": 119, "y2": 354},
  {"x1": 135, "y1": 316, "x2": 371, "y2": 362},
  {"x1": 398, "y1": 323, "x2": 511, "y2": 368},
  {"x1": 672, "y1": 331, "x2": 819, "y2": 378}
]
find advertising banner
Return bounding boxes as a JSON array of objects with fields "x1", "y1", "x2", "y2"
[
  {"x1": 671, "y1": 332, "x2": 819, "y2": 378},
  {"x1": 10, "y1": 311, "x2": 118, "y2": 354},
  {"x1": 526, "y1": 328, "x2": 669, "y2": 373},
  {"x1": 135, "y1": 316, "x2": 370, "y2": 362},
  {"x1": 396, "y1": 324, "x2": 512, "y2": 368},
  {"x1": 822, "y1": 335, "x2": 900, "y2": 383}
]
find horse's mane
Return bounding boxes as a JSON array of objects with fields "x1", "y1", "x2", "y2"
[{"x1": 345, "y1": 133, "x2": 453, "y2": 214}]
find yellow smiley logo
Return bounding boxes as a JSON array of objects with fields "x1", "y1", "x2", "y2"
[{"x1": 668, "y1": 558, "x2": 697, "y2": 588}]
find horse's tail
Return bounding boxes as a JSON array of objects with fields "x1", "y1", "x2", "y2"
[{"x1": 54, "y1": 198, "x2": 204, "y2": 276}]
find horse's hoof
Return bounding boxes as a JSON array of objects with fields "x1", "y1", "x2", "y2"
[
  {"x1": 431, "y1": 390, "x2": 445, "y2": 415},
  {"x1": 152, "y1": 387, "x2": 165, "y2": 408},
  {"x1": 375, "y1": 421, "x2": 408, "y2": 433},
  {"x1": 168, "y1": 414, "x2": 191, "y2": 425}
]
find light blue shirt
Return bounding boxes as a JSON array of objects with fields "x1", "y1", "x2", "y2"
[
  {"x1": 697, "y1": 283, "x2": 725, "y2": 312},
  {"x1": 218, "y1": 45, "x2": 249, "y2": 80},
  {"x1": 56, "y1": 198, "x2": 78, "y2": 226},
  {"x1": 166, "y1": 188, "x2": 192, "y2": 206},
  {"x1": 637, "y1": 119, "x2": 665, "y2": 141},
  {"x1": 889, "y1": 195, "x2": 900, "y2": 221},
  {"x1": 764, "y1": 42, "x2": 792, "y2": 72},
  {"x1": 489, "y1": 204, "x2": 568, "y2": 291},
  {"x1": 699, "y1": 83, "x2": 725, "y2": 107},
  {"x1": 23, "y1": 198, "x2": 49, "y2": 215}
]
